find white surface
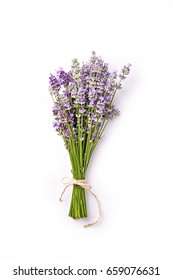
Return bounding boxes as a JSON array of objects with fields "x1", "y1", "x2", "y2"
[{"x1": 0, "y1": 0, "x2": 173, "y2": 278}]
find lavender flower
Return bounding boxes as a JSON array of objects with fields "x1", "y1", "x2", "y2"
[
  {"x1": 49, "y1": 52, "x2": 131, "y2": 222},
  {"x1": 49, "y1": 52, "x2": 131, "y2": 143},
  {"x1": 49, "y1": 68, "x2": 70, "y2": 94}
]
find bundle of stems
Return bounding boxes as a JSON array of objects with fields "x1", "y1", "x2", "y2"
[{"x1": 49, "y1": 52, "x2": 131, "y2": 220}]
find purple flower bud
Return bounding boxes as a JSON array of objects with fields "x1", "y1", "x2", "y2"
[{"x1": 49, "y1": 52, "x2": 131, "y2": 144}]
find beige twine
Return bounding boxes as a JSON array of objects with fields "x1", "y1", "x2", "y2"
[{"x1": 59, "y1": 177, "x2": 101, "y2": 228}]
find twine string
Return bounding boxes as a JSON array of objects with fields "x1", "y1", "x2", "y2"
[{"x1": 60, "y1": 177, "x2": 101, "y2": 228}]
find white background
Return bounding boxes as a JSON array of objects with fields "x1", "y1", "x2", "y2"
[{"x1": 0, "y1": 0, "x2": 173, "y2": 279}]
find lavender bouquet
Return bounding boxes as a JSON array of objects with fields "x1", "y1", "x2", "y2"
[{"x1": 49, "y1": 52, "x2": 131, "y2": 227}]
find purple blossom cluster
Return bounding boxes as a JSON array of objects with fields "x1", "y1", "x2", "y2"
[
  {"x1": 49, "y1": 52, "x2": 131, "y2": 142},
  {"x1": 49, "y1": 68, "x2": 70, "y2": 90}
]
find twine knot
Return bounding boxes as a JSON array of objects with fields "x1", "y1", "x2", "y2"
[{"x1": 59, "y1": 177, "x2": 101, "y2": 228}]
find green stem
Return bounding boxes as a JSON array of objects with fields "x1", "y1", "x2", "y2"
[
  {"x1": 68, "y1": 130, "x2": 87, "y2": 219},
  {"x1": 68, "y1": 184, "x2": 87, "y2": 219},
  {"x1": 68, "y1": 163, "x2": 87, "y2": 218}
]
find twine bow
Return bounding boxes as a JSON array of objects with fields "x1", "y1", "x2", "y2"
[{"x1": 59, "y1": 177, "x2": 101, "y2": 228}]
